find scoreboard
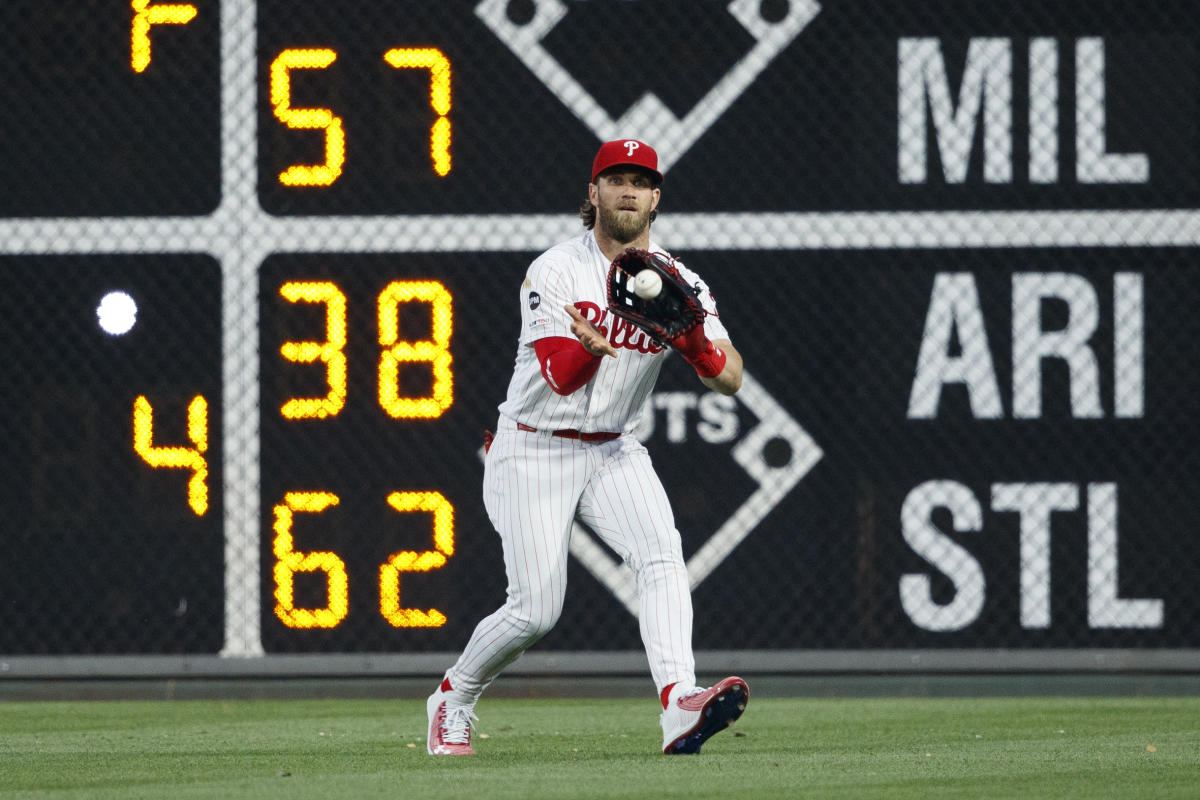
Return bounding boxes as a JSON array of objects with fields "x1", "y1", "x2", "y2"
[{"x1": 2, "y1": 0, "x2": 1199, "y2": 671}]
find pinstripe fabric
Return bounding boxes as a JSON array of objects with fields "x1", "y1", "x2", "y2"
[
  {"x1": 576, "y1": 437, "x2": 694, "y2": 689},
  {"x1": 447, "y1": 418, "x2": 694, "y2": 698}
]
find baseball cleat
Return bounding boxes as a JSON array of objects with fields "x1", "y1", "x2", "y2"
[
  {"x1": 660, "y1": 676, "x2": 749, "y2": 755},
  {"x1": 426, "y1": 685, "x2": 478, "y2": 756}
]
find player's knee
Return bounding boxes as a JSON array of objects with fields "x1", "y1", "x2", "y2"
[
  {"x1": 630, "y1": 546, "x2": 685, "y2": 574},
  {"x1": 504, "y1": 601, "x2": 562, "y2": 642},
  {"x1": 633, "y1": 552, "x2": 688, "y2": 589}
]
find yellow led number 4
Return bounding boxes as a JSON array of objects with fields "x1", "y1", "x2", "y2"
[
  {"x1": 279, "y1": 280, "x2": 453, "y2": 420},
  {"x1": 132, "y1": 395, "x2": 208, "y2": 515},
  {"x1": 270, "y1": 47, "x2": 452, "y2": 186},
  {"x1": 273, "y1": 491, "x2": 455, "y2": 629}
]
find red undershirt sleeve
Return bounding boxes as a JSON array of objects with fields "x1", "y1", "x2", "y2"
[{"x1": 534, "y1": 336, "x2": 602, "y2": 395}]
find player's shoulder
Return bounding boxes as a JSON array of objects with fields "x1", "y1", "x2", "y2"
[
  {"x1": 528, "y1": 231, "x2": 592, "y2": 276},
  {"x1": 544, "y1": 230, "x2": 594, "y2": 261}
]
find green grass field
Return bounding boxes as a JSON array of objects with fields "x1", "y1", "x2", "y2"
[{"x1": 3, "y1": 695, "x2": 1196, "y2": 799}]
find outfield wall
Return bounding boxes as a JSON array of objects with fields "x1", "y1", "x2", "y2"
[{"x1": 3, "y1": 1, "x2": 1199, "y2": 676}]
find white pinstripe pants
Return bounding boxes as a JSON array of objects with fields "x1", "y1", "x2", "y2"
[{"x1": 446, "y1": 417, "x2": 695, "y2": 700}]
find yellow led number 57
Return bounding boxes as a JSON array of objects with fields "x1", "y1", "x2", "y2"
[
  {"x1": 270, "y1": 47, "x2": 452, "y2": 186},
  {"x1": 273, "y1": 280, "x2": 455, "y2": 629}
]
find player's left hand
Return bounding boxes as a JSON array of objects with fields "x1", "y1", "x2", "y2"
[{"x1": 565, "y1": 304, "x2": 617, "y2": 357}]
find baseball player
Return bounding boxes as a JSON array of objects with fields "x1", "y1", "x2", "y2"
[{"x1": 427, "y1": 139, "x2": 748, "y2": 756}]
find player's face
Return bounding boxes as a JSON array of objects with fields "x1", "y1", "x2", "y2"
[{"x1": 591, "y1": 169, "x2": 661, "y2": 244}]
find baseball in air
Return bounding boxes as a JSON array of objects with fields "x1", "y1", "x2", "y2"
[
  {"x1": 96, "y1": 291, "x2": 138, "y2": 336},
  {"x1": 633, "y1": 269, "x2": 663, "y2": 300}
]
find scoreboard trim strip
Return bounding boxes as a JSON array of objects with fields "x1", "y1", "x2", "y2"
[{"x1": 3, "y1": 649, "x2": 1199, "y2": 678}]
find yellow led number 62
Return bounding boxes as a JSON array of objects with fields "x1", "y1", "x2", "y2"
[{"x1": 273, "y1": 490, "x2": 455, "y2": 629}]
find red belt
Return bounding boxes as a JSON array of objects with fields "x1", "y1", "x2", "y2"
[{"x1": 516, "y1": 422, "x2": 620, "y2": 442}]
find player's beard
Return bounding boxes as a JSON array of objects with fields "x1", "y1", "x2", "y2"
[{"x1": 598, "y1": 204, "x2": 652, "y2": 245}]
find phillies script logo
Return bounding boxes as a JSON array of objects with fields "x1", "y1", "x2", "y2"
[{"x1": 574, "y1": 301, "x2": 663, "y2": 354}]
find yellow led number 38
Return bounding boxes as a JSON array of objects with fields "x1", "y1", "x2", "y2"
[{"x1": 273, "y1": 280, "x2": 455, "y2": 629}]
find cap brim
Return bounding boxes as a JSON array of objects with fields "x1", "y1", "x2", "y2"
[{"x1": 593, "y1": 163, "x2": 664, "y2": 184}]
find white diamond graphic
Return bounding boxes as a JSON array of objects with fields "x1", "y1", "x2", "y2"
[
  {"x1": 476, "y1": 0, "x2": 822, "y2": 173},
  {"x1": 568, "y1": 371, "x2": 822, "y2": 616}
]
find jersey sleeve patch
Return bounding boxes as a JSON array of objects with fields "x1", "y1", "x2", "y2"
[{"x1": 519, "y1": 253, "x2": 576, "y2": 345}]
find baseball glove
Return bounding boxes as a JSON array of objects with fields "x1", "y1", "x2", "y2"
[{"x1": 606, "y1": 248, "x2": 705, "y2": 345}]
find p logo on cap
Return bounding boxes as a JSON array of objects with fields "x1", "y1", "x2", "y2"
[{"x1": 591, "y1": 139, "x2": 663, "y2": 184}]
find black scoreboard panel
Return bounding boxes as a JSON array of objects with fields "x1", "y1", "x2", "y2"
[
  {"x1": 0, "y1": 0, "x2": 220, "y2": 217},
  {"x1": 708, "y1": 248, "x2": 1200, "y2": 649},
  {"x1": 726, "y1": 0, "x2": 1200, "y2": 211},
  {"x1": 257, "y1": 253, "x2": 514, "y2": 652},
  {"x1": 0, "y1": 1, "x2": 1193, "y2": 218},
  {"x1": 254, "y1": 250, "x2": 803, "y2": 653},
  {"x1": 255, "y1": 0, "x2": 590, "y2": 215},
  {"x1": 0, "y1": 255, "x2": 223, "y2": 653},
  {"x1": 255, "y1": 0, "x2": 1200, "y2": 215},
  {"x1": 5, "y1": 248, "x2": 1196, "y2": 654},
  {"x1": 247, "y1": 248, "x2": 1200, "y2": 652}
]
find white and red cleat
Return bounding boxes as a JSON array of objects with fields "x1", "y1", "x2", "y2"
[
  {"x1": 426, "y1": 680, "x2": 478, "y2": 756},
  {"x1": 660, "y1": 676, "x2": 749, "y2": 755}
]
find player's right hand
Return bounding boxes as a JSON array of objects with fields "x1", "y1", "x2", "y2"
[{"x1": 565, "y1": 304, "x2": 617, "y2": 358}]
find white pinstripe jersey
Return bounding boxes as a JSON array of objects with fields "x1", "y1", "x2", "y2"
[{"x1": 497, "y1": 229, "x2": 729, "y2": 434}]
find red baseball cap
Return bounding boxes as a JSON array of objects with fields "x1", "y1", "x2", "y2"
[{"x1": 590, "y1": 139, "x2": 663, "y2": 184}]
